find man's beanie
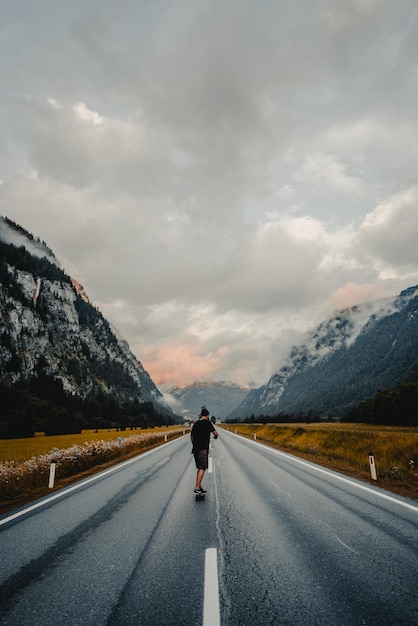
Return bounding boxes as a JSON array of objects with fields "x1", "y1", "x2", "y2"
[{"x1": 200, "y1": 406, "x2": 209, "y2": 417}]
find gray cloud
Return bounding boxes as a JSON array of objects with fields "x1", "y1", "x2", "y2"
[{"x1": 1, "y1": 0, "x2": 418, "y2": 386}]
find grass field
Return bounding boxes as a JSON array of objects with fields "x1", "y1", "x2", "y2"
[
  {"x1": 1, "y1": 422, "x2": 417, "y2": 512},
  {"x1": 0, "y1": 426, "x2": 188, "y2": 514},
  {"x1": 221, "y1": 422, "x2": 418, "y2": 500},
  {"x1": 0, "y1": 426, "x2": 182, "y2": 464}
]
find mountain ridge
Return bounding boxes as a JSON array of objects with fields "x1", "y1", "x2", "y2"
[
  {"x1": 0, "y1": 216, "x2": 178, "y2": 436},
  {"x1": 229, "y1": 286, "x2": 418, "y2": 419},
  {"x1": 166, "y1": 380, "x2": 251, "y2": 420}
]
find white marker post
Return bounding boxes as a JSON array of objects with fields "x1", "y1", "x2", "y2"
[
  {"x1": 254, "y1": 433, "x2": 257, "y2": 440},
  {"x1": 369, "y1": 452, "x2": 377, "y2": 480},
  {"x1": 48, "y1": 461, "x2": 57, "y2": 488}
]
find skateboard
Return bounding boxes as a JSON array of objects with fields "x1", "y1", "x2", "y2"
[{"x1": 195, "y1": 492, "x2": 205, "y2": 500}]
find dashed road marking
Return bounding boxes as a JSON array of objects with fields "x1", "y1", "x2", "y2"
[{"x1": 204, "y1": 548, "x2": 220, "y2": 626}]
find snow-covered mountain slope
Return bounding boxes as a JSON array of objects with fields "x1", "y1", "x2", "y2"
[{"x1": 230, "y1": 286, "x2": 418, "y2": 419}]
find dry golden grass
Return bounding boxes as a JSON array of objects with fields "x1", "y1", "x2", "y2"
[
  {"x1": 0, "y1": 426, "x2": 188, "y2": 515},
  {"x1": 0, "y1": 426, "x2": 181, "y2": 464},
  {"x1": 221, "y1": 422, "x2": 418, "y2": 500}
]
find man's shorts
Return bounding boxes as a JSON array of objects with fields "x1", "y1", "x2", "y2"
[{"x1": 194, "y1": 449, "x2": 208, "y2": 470}]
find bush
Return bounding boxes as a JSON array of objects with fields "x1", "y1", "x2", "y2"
[{"x1": 0, "y1": 429, "x2": 185, "y2": 502}]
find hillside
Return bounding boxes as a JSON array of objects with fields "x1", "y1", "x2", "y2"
[
  {"x1": 230, "y1": 286, "x2": 418, "y2": 421},
  {"x1": 0, "y1": 217, "x2": 178, "y2": 436}
]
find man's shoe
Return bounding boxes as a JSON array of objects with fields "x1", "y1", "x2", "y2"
[{"x1": 198, "y1": 487, "x2": 207, "y2": 493}]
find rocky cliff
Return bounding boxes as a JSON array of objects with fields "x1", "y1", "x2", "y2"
[{"x1": 0, "y1": 217, "x2": 177, "y2": 436}]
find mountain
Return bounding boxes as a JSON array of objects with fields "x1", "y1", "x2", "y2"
[
  {"x1": 0, "y1": 216, "x2": 178, "y2": 436},
  {"x1": 167, "y1": 380, "x2": 251, "y2": 421},
  {"x1": 230, "y1": 286, "x2": 418, "y2": 420}
]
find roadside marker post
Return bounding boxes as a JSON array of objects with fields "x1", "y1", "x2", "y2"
[
  {"x1": 48, "y1": 461, "x2": 57, "y2": 489},
  {"x1": 369, "y1": 452, "x2": 377, "y2": 480}
]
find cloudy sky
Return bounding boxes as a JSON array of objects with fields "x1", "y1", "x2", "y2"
[{"x1": 1, "y1": 1, "x2": 418, "y2": 389}]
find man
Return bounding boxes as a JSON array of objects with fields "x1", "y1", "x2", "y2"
[{"x1": 191, "y1": 406, "x2": 218, "y2": 494}]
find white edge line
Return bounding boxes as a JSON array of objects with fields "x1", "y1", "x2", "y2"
[
  {"x1": 226, "y1": 430, "x2": 418, "y2": 513},
  {"x1": 0, "y1": 436, "x2": 185, "y2": 527},
  {"x1": 204, "y1": 548, "x2": 220, "y2": 626}
]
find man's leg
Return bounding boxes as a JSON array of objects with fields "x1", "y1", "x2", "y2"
[
  {"x1": 195, "y1": 468, "x2": 205, "y2": 489},
  {"x1": 194, "y1": 450, "x2": 208, "y2": 491}
]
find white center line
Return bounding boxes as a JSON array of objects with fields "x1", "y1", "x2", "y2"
[{"x1": 204, "y1": 548, "x2": 220, "y2": 626}]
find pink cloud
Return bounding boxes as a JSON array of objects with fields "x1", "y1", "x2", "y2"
[
  {"x1": 328, "y1": 282, "x2": 383, "y2": 311},
  {"x1": 141, "y1": 341, "x2": 228, "y2": 387}
]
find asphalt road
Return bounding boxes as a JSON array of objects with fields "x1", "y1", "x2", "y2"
[{"x1": 0, "y1": 429, "x2": 417, "y2": 625}]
